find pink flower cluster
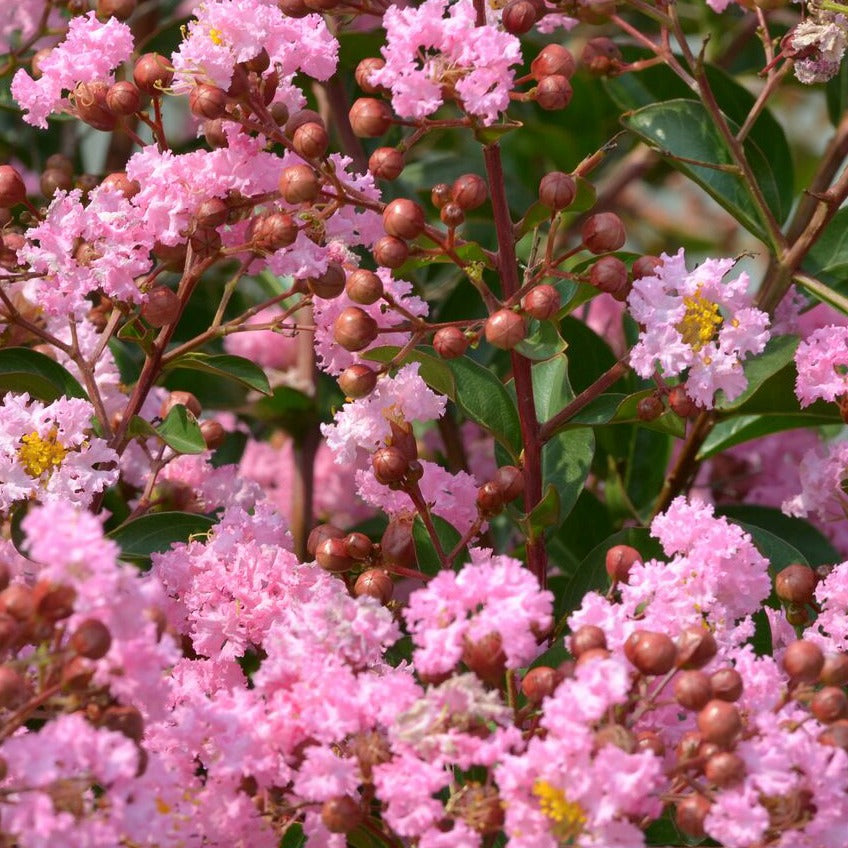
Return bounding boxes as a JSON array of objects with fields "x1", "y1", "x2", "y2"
[{"x1": 795, "y1": 324, "x2": 848, "y2": 406}]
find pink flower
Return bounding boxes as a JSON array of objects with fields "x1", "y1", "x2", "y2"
[
  {"x1": 222, "y1": 306, "x2": 300, "y2": 371},
  {"x1": 783, "y1": 438, "x2": 848, "y2": 530},
  {"x1": 11, "y1": 12, "x2": 134, "y2": 127},
  {"x1": 805, "y1": 561, "x2": 848, "y2": 652},
  {"x1": 627, "y1": 248, "x2": 771, "y2": 408},
  {"x1": 795, "y1": 324, "x2": 848, "y2": 406},
  {"x1": 368, "y1": 0, "x2": 522, "y2": 125},
  {"x1": 0, "y1": 393, "x2": 118, "y2": 512}
]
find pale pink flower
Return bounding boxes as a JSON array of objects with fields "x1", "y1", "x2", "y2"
[
  {"x1": 222, "y1": 306, "x2": 300, "y2": 371},
  {"x1": 783, "y1": 438, "x2": 848, "y2": 531},
  {"x1": 627, "y1": 248, "x2": 771, "y2": 408},
  {"x1": 0, "y1": 1, "x2": 61, "y2": 56},
  {"x1": 11, "y1": 12, "x2": 134, "y2": 127},
  {"x1": 805, "y1": 561, "x2": 848, "y2": 652},
  {"x1": 795, "y1": 324, "x2": 848, "y2": 406}
]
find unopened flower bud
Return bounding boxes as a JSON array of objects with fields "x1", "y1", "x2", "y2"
[
  {"x1": 811, "y1": 686, "x2": 848, "y2": 722},
  {"x1": 697, "y1": 700, "x2": 741, "y2": 747},
  {"x1": 451, "y1": 174, "x2": 488, "y2": 211},
  {"x1": 251, "y1": 212, "x2": 298, "y2": 252},
  {"x1": 462, "y1": 631, "x2": 507, "y2": 685},
  {"x1": 637, "y1": 394, "x2": 664, "y2": 421},
  {"x1": 521, "y1": 666, "x2": 558, "y2": 702},
  {"x1": 383, "y1": 198, "x2": 425, "y2": 240},
  {"x1": 632, "y1": 254, "x2": 662, "y2": 280},
  {"x1": 502, "y1": 0, "x2": 539, "y2": 34},
  {"x1": 821, "y1": 653, "x2": 848, "y2": 686},
  {"x1": 675, "y1": 794, "x2": 711, "y2": 839},
  {"x1": 133, "y1": 53, "x2": 173, "y2": 94},
  {"x1": 102, "y1": 171, "x2": 139, "y2": 197},
  {"x1": 372, "y1": 446, "x2": 409, "y2": 485},
  {"x1": 522, "y1": 284, "x2": 561, "y2": 320},
  {"x1": 668, "y1": 385, "x2": 698, "y2": 419},
  {"x1": 349, "y1": 98, "x2": 393, "y2": 137},
  {"x1": 627, "y1": 630, "x2": 677, "y2": 675},
  {"x1": 636, "y1": 730, "x2": 665, "y2": 756},
  {"x1": 582, "y1": 37, "x2": 623, "y2": 75},
  {"x1": 494, "y1": 465, "x2": 524, "y2": 502},
  {"x1": 344, "y1": 533, "x2": 373, "y2": 561},
  {"x1": 354, "y1": 569, "x2": 393, "y2": 604},
  {"x1": 440, "y1": 202, "x2": 465, "y2": 228},
  {"x1": 321, "y1": 795, "x2": 363, "y2": 834},
  {"x1": 305, "y1": 263, "x2": 345, "y2": 299},
  {"x1": 709, "y1": 667, "x2": 743, "y2": 701},
  {"x1": 70, "y1": 618, "x2": 112, "y2": 659},
  {"x1": 538, "y1": 171, "x2": 576, "y2": 210},
  {"x1": 590, "y1": 255, "x2": 629, "y2": 300},
  {"x1": 105, "y1": 81, "x2": 140, "y2": 116},
  {"x1": 1, "y1": 585, "x2": 34, "y2": 621},
  {"x1": 373, "y1": 235, "x2": 409, "y2": 268},
  {"x1": 570, "y1": 625, "x2": 607, "y2": 658},
  {"x1": 293, "y1": 122, "x2": 329, "y2": 159},
  {"x1": 200, "y1": 420, "x2": 226, "y2": 450},
  {"x1": 819, "y1": 719, "x2": 848, "y2": 751},
  {"x1": 0, "y1": 667, "x2": 26, "y2": 708},
  {"x1": 776, "y1": 563, "x2": 818, "y2": 606},
  {"x1": 582, "y1": 212, "x2": 626, "y2": 253},
  {"x1": 355, "y1": 57, "x2": 386, "y2": 93},
  {"x1": 279, "y1": 164, "x2": 319, "y2": 204},
  {"x1": 141, "y1": 286, "x2": 181, "y2": 327},
  {"x1": 345, "y1": 269, "x2": 383, "y2": 305},
  {"x1": 189, "y1": 84, "x2": 228, "y2": 119},
  {"x1": 605, "y1": 544, "x2": 640, "y2": 583},
  {"x1": 369, "y1": 147, "x2": 404, "y2": 181},
  {"x1": 190, "y1": 226, "x2": 221, "y2": 257},
  {"x1": 674, "y1": 670, "x2": 712, "y2": 711},
  {"x1": 34, "y1": 583, "x2": 76, "y2": 622},
  {"x1": 531, "y1": 44, "x2": 576, "y2": 81},
  {"x1": 338, "y1": 364, "x2": 378, "y2": 399},
  {"x1": 307, "y1": 524, "x2": 346, "y2": 558},
  {"x1": 380, "y1": 517, "x2": 416, "y2": 570},
  {"x1": 161, "y1": 390, "x2": 201, "y2": 418},
  {"x1": 485, "y1": 309, "x2": 526, "y2": 350},
  {"x1": 101, "y1": 704, "x2": 144, "y2": 741},
  {"x1": 476, "y1": 481, "x2": 505, "y2": 517},
  {"x1": 535, "y1": 75, "x2": 573, "y2": 110},
  {"x1": 333, "y1": 307, "x2": 379, "y2": 351},
  {"x1": 431, "y1": 183, "x2": 452, "y2": 209},
  {"x1": 40, "y1": 167, "x2": 73, "y2": 198},
  {"x1": 783, "y1": 639, "x2": 824, "y2": 683},
  {"x1": 73, "y1": 81, "x2": 116, "y2": 130},
  {"x1": 705, "y1": 751, "x2": 745, "y2": 787},
  {"x1": 576, "y1": 0, "x2": 615, "y2": 23},
  {"x1": 316, "y1": 537, "x2": 354, "y2": 573},
  {"x1": 432, "y1": 326, "x2": 468, "y2": 359},
  {"x1": 97, "y1": 0, "x2": 136, "y2": 19}
]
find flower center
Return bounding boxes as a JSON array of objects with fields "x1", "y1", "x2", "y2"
[
  {"x1": 208, "y1": 27, "x2": 224, "y2": 46},
  {"x1": 677, "y1": 290, "x2": 723, "y2": 351},
  {"x1": 532, "y1": 780, "x2": 586, "y2": 843},
  {"x1": 17, "y1": 429, "x2": 68, "y2": 478}
]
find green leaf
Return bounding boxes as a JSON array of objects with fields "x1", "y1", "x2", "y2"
[
  {"x1": 731, "y1": 520, "x2": 809, "y2": 571},
  {"x1": 513, "y1": 319, "x2": 567, "y2": 361},
  {"x1": 108, "y1": 511, "x2": 216, "y2": 566},
  {"x1": 279, "y1": 823, "x2": 306, "y2": 848},
  {"x1": 445, "y1": 355, "x2": 522, "y2": 458},
  {"x1": 128, "y1": 405, "x2": 206, "y2": 455},
  {"x1": 717, "y1": 335, "x2": 799, "y2": 411},
  {"x1": 0, "y1": 347, "x2": 87, "y2": 402},
  {"x1": 527, "y1": 484, "x2": 561, "y2": 535},
  {"x1": 751, "y1": 607, "x2": 773, "y2": 658},
  {"x1": 826, "y1": 57, "x2": 848, "y2": 127},
  {"x1": 803, "y1": 208, "x2": 848, "y2": 296},
  {"x1": 363, "y1": 345, "x2": 456, "y2": 399},
  {"x1": 717, "y1": 505, "x2": 839, "y2": 567},
  {"x1": 699, "y1": 412, "x2": 839, "y2": 459},
  {"x1": 622, "y1": 99, "x2": 785, "y2": 242},
  {"x1": 412, "y1": 514, "x2": 463, "y2": 576},
  {"x1": 515, "y1": 200, "x2": 553, "y2": 238},
  {"x1": 165, "y1": 352, "x2": 272, "y2": 396}
]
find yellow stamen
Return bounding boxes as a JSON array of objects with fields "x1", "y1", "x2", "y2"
[
  {"x1": 17, "y1": 429, "x2": 67, "y2": 478},
  {"x1": 677, "y1": 290, "x2": 723, "y2": 351},
  {"x1": 208, "y1": 27, "x2": 224, "y2": 45},
  {"x1": 532, "y1": 780, "x2": 586, "y2": 843}
]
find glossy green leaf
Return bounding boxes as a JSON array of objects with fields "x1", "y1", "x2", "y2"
[
  {"x1": 514, "y1": 319, "x2": 567, "y2": 361},
  {"x1": 0, "y1": 347, "x2": 87, "y2": 402},
  {"x1": 515, "y1": 200, "x2": 554, "y2": 238},
  {"x1": 699, "y1": 412, "x2": 839, "y2": 459},
  {"x1": 826, "y1": 58, "x2": 848, "y2": 127},
  {"x1": 803, "y1": 208, "x2": 848, "y2": 297},
  {"x1": 108, "y1": 511, "x2": 216, "y2": 565},
  {"x1": 527, "y1": 484, "x2": 561, "y2": 535},
  {"x1": 166, "y1": 352, "x2": 272, "y2": 396},
  {"x1": 731, "y1": 519, "x2": 809, "y2": 570},
  {"x1": 717, "y1": 335, "x2": 800, "y2": 411},
  {"x1": 412, "y1": 514, "x2": 463, "y2": 576},
  {"x1": 128, "y1": 405, "x2": 206, "y2": 455},
  {"x1": 623, "y1": 99, "x2": 785, "y2": 242}
]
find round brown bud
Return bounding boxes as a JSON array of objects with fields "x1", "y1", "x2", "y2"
[
  {"x1": 97, "y1": 0, "x2": 136, "y2": 18},
  {"x1": 451, "y1": 174, "x2": 488, "y2": 211},
  {"x1": 433, "y1": 326, "x2": 469, "y2": 359},
  {"x1": 200, "y1": 420, "x2": 226, "y2": 450},
  {"x1": 307, "y1": 524, "x2": 346, "y2": 558},
  {"x1": 590, "y1": 255, "x2": 630, "y2": 300},
  {"x1": 293, "y1": 122, "x2": 329, "y2": 159},
  {"x1": 45, "y1": 154, "x2": 73, "y2": 174},
  {"x1": 1, "y1": 585, "x2": 34, "y2": 621},
  {"x1": 1, "y1": 166, "x2": 30, "y2": 208},
  {"x1": 373, "y1": 235, "x2": 409, "y2": 268},
  {"x1": 668, "y1": 385, "x2": 698, "y2": 419},
  {"x1": 576, "y1": 0, "x2": 616, "y2": 23},
  {"x1": 570, "y1": 625, "x2": 607, "y2": 658},
  {"x1": 674, "y1": 670, "x2": 713, "y2": 711},
  {"x1": 632, "y1": 254, "x2": 662, "y2": 280},
  {"x1": 485, "y1": 309, "x2": 526, "y2": 350},
  {"x1": 251, "y1": 212, "x2": 298, "y2": 252},
  {"x1": 812, "y1": 686, "x2": 848, "y2": 723},
  {"x1": 494, "y1": 465, "x2": 524, "y2": 502},
  {"x1": 104, "y1": 81, "x2": 140, "y2": 117},
  {"x1": 102, "y1": 171, "x2": 139, "y2": 198},
  {"x1": 531, "y1": 44, "x2": 576, "y2": 81},
  {"x1": 575, "y1": 647, "x2": 610, "y2": 667},
  {"x1": 522, "y1": 285, "x2": 561, "y2": 321},
  {"x1": 440, "y1": 202, "x2": 465, "y2": 228},
  {"x1": 344, "y1": 533, "x2": 373, "y2": 561},
  {"x1": 189, "y1": 84, "x2": 228, "y2": 120},
  {"x1": 161, "y1": 390, "x2": 201, "y2": 418},
  {"x1": 349, "y1": 98, "x2": 393, "y2": 137},
  {"x1": 244, "y1": 47, "x2": 270, "y2": 74},
  {"x1": 821, "y1": 653, "x2": 848, "y2": 687},
  {"x1": 0, "y1": 667, "x2": 27, "y2": 708},
  {"x1": 582, "y1": 212, "x2": 626, "y2": 254},
  {"x1": 307, "y1": 263, "x2": 347, "y2": 299},
  {"x1": 369, "y1": 147, "x2": 404, "y2": 181},
  {"x1": 637, "y1": 395, "x2": 664, "y2": 421},
  {"x1": 383, "y1": 198, "x2": 425, "y2": 240},
  {"x1": 372, "y1": 446, "x2": 409, "y2": 485},
  {"x1": 783, "y1": 639, "x2": 825, "y2": 684},
  {"x1": 431, "y1": 183, "x2": 452, "y2": 209},
  {"x1": 698, "y1": 700, "x2": 742, "y2": 747},
  {"x1": 190, "y1": 227, "x2": 221, "y2": 257},
  {"x1": 70, "y1": 618, "x2": 112, "y2": 659},
  {"x1": 40, "y1": 167, "x2": 73, "y2": 198},
  {"x1": 333, "y1": 306, "x2": 379, "y2": 352},
  {"x1": 73, "y1": 81, "x2": 116, "y2": 130},
  {"x1": 338, "y1": 364, "x2": 379, "y2": 399},
  {"x1": 277, "y1": 0, "x2": 310, "y2": 16},
  {"x1": 196, "y1": 198, "x2": 229, "y2": 229},
  {"x1": 153, "y1": 240, "x2": 188, "y2": 271},
  {"x1": 462, "y1": 631, "x2": 507, "y2": 685},
  {"x1": 141, "y1": 286, "x2": 181, "y2": 327},
  {"x1": 502, "y1": 0, "x2": 538, "y2": 34},
  {"x1": 355, "y1": 57, "x2": 386, "y2": 94},
  {"x1": 628, "y1": 630, "x2": 677, "y2": 675},
  {"x1": 269, "y1": 102, "x2": 289, "y2": 126},
  {"x1": 776, "y1": 564, "x2": 818, "y2": 606},
  {"x1": 605, "y1": 544, "x2": 640, "y2": 583},
  {"x1": 819, "y1": 719, "x2": 848, "y2": 751},
  {"x1": 354, "y1": 569, "x2": 393, "y2": 604},
  {"x1": 286, "y1": 111, "x2": 326, "y2": 139},
  {"x1": 675, "y1": 794, "x2": 711, "y2": 839},
  {"x1": 321, "y1": 795, "x2": 363, "y2": 834},
  {"x1": 635, "y1": 730, "x2": 665, "y2": 757},
  {"x1": 133, "y1": 53, "x2": 173, "y2": 94},
  {"x1": 316, "y1": 537, "x2": 354, "y2": 573},
  {"x1": 709, "y1": 667, "x2": 743, "y2": 702},
  {"x1": 476, "y1": 481, "x2": 505, "y2": 517},
  {"x1": 279, "y1": 164, "x2": 319, "y2": 204},
  {"x1": 535, "y1": 75, "x2": 573, "y2": 111},
  {"x1": 102, "y1": 704, "x2": 144, "y2": 742},
  {"x1": 538, "y1": 171, "x2": 576, "y2": 210},
  {"x1": 381, "y1": 517, "x2": 416, "y2": 570},
  {"x1": 346, "y1": 269, "x2": 384, "y2": 305},
  {"x1": 521, "y1": 666, "x2": 558, "y2": 702},
  {"x1": 705, "y1": 751, "x2": 745, "y2": 787},
  {"x1": 35, "y1": 583, "x2": 76, "y2": 622},
  {"x1": 582, "y1": 37, "x2": 623, "y2": 75},
  {"x1": 203, "y1": 118, "x2": 230, "y2": 148}
]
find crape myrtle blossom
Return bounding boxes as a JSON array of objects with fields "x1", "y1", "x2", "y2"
[
  {"x1": 11, "y1": 12, "x2": 134, "y2": 128},
  {"x1": 805, "y1": 561, "x2": 848, "y2": 652},
  {"x1": 794, "y1": 324, "x2": 848, "y2": 406},
  {"x1": 627, "y1": 249, "x2": 771, "y2": 408},
  {"x1": 790, "y1": 13, "x2": 848, "y2": 85},
  {"x1": 368, "y1": 0, "x2": 522, "y2": 125},
  {"x1": 0, "y1": 393, "x2": 118, "y2": 513},
  {"x1": 783, "y1": 439, "x2": 848, "y2": 530}
]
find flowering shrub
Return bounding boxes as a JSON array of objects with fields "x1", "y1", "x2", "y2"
[{"x1": 2, "y1": 0, "x2": 848, "y2": 845}]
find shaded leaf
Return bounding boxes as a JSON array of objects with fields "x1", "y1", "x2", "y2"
[
  {"x1": 166, "y1": 352, "x2": 272, "y2": 396},
  {"x1": 0, "y1": 347, "x2": 87, "y2": 402},
  {"x1": 128, "y1": 405, "x2": 206, "y2": 455},
  {"x1": 108, "y1": 511, "x2": 216, "y2": 566}
]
